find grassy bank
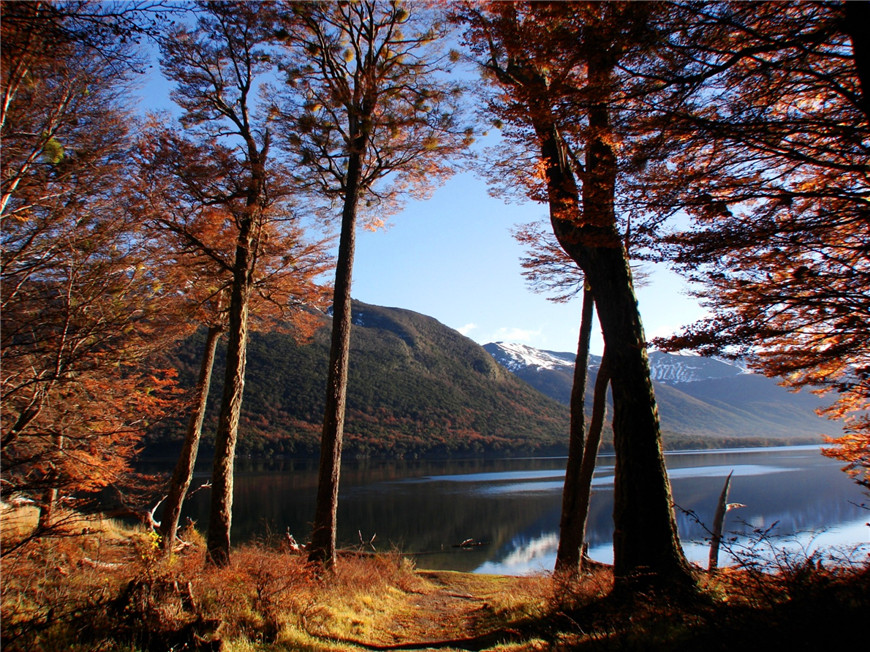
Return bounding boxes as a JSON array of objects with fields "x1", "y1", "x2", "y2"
[{"x1": 2, "y1": 506, "x2": 867, "y2": 651}]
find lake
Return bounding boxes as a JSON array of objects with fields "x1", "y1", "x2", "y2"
[{"x1": 170, "y1": 445, "x2": 869, "y2": 574}]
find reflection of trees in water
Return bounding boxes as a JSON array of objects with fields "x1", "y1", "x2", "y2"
[{"x1": 170, "y1": 451, "x2": 866, "y2": 571}]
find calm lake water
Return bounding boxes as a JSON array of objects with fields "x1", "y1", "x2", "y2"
[{"x1": 169, "y1": 445, "x2": 869, "y2": 574}]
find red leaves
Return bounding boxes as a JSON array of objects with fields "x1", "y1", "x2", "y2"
[{"x1": 637, "y1": 3, "x2": 870, "y2": 471}]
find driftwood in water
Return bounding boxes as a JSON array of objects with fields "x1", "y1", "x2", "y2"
[
  {"x1": 454, "y1": 539, "x2": 486, "y2": 549},
  {"x1": 709, "y1": 470, "x2": 746, "y2": 570}
]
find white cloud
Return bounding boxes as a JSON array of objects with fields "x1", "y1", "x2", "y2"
[
  {"x1": 489, "y1": 326, "x2": 544, "y2": 345},
  {"x1": 457, "y1": 323, "x2": 478, "y2": 336}
]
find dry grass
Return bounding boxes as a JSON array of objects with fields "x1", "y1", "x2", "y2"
[
  {"x1": 547, "y1": 557, "x2": 870, "y2": 651},
  {"x1": 0, "y1": 503, "x2": 40, "y2": 540},
  {"x1": 1, "y1": 509, "x2": 551, "y2": 651},
  {"x1": 1, "y1": 507, "x2": 160, "y2": 651},
  {"x1": 2, "y1": 506, "x2": 868, "y2": 652}
]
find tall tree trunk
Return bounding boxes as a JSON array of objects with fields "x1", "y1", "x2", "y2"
[
  {"x1": 542, "y1": 165, "x2": 692, "y2": 590},
  {"x1": 206, "y1": 236, "x2": 253, "y2": 566},
  {"x1": 531, "y1": 54, "x2": 694, "y2": 592},
  {"x1": 556, "y1": 337, "x2": 611, "y2": 583},
  {"x1": 577, "y1": 349, "x2": 611, "y2": 565},
  {"x1": 308, "y1": 147, "x2": 365, "y2": 569},
  {"x1": 161, "y1": 324, "x2": 221, "y2": 555},
  {"x1": 581, "y1": 245, "x2": 689, "y2": 589},
  {"x1": 555, "y1": 286, "x2": 594, "y2": 578}
]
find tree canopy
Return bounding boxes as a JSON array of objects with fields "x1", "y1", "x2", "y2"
[
  {"x1": 1, "y1": 0, "x2": 181, "y2": 524},
  {"x1": 641, "y1": 1, "x2": 869, "y2": 488}
]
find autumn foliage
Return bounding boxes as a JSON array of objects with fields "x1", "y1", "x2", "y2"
[
  {"x1": 2, "y1": 0, "x2": 868, "y2": 606},
  {"x1": 1, "y1": 1, "x2": 183, "y2": 522},
  {"x1": 639, "y1": 1, "x2": 870, "y2": 488}
]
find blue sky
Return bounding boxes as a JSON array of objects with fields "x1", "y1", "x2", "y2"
[
  {"x1": 136, "y1": 39, "x2": 707, "y2": 357},
  {"x1": 352, "y1": 170, "x2": 707, "y2": 355}
]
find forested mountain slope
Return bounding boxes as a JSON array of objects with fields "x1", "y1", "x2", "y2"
[
  {"x1": 148, "y1": 304, "x2": 839, "y2": 460},
  {"x1": 149, "y1": 303, "x2": 570, "y2": 458}
]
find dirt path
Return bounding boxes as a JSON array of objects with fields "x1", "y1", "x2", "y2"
[
  {"x1": 380, "y1": 573, "x2": 492, "y2": 646},
  {"x1": 331, "y1": 571, "x2": 549, "y2": 651}
]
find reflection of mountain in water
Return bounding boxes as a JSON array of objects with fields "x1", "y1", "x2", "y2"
[
  {"x1": 168, "y1": 448, "x2": 868, "y2": 574},
  {"x1": 466, "y1": 449, "x2": 869, "y2": 573}
]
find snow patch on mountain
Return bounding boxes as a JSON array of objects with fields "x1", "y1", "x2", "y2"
[
  {"x1": 484, "y1": 342, "x2": 575, "y2": 373},
  {"x1": 485, "y1": 342, "x2": 748, "y2": 384},
  {"x1": 647, "y1": 351, "x2": 748, "y2": 384}
]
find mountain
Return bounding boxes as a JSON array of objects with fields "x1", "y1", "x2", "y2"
[
  {"x1": 150, "y1": 303, "x2": 570, "y2": 458},
  {"x1": 150, "y1": 306, "x2": 842, "y2": 461},
  {"x1": 483, "y1": 343, "x2": 579, "y2": 405},
  {"x1": 483, "y1": 342, "x2": 843, "y2": 445},
  {"x1": 645, "y1": 350, "x2": 748, "y2": 384}
]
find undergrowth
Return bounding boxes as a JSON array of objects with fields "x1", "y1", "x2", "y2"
[
  {"x1": 1, "y1": 508, "x2": 447, "y2": 651},
  {"x1": 2, "y1": 505, "x2": 868, "y2": 652},
  {"x1": 548, "y1": 549, "x2": 870, "y2": 651}
]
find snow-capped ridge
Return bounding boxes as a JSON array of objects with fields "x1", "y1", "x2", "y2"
[
  {"x1": 481, "y1": 340, "x2": 840, "y2": 441},
  {"x1": 485, "y1": 341, "x2": 575, "y2": 373},
  {"x1": 646, "y1": 350, "x2": 748, "y2": 384},
  {"x1": 485, "y1": 342, "x2": 748, "y2": 384}
]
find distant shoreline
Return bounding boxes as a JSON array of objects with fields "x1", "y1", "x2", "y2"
[{"x1": 138, "y1": 436, "x2": 823, "y2": 467}]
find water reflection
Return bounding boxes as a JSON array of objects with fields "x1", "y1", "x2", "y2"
[
  {"x1": 405, "y1": 469, "x2": 574, "y2": 484},
  {"x1": 162, "y1": 446, "x2": 868, "y2": 574},
  {"x1": 483, "y1": 515, "x2": 870, "y2": 576}
]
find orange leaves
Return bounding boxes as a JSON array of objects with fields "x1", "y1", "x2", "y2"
[
  {"x1": 822, "y1": 431, "x2": 870, "y2": 489},
  {"x1": 133, "y1": 119, "x2": 334, "y2": 336},
  {"x1": 363, "y1": 216, "x2": 387, "y2": 231},
  {"x1": 2, "y1": 358, "x2": 183, "y2": 501},
  {"x1": 644, "y1": 3, "x2": 870, "y2": 476},
  {"x1": 513, "y1": 220, "x2": 585, "y2": 303}
]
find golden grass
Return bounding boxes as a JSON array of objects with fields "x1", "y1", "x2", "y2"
[
  {"x1": 2, "y1": 506, "x2": 867, "y2": 652},
  {"x1": 300, "y1": 556, "x2": 419, "y2": 641},
  {"x1": 0, "y1": 503, "x2": 40, "y2": 540},
  {"x1": 1, "y1": 510, "x2": 558, "y2": 651}
]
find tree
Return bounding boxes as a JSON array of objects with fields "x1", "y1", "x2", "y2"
[
  {"x1": 458, "y1": 2, "x2": 695, "y2": 592},
  {"x1": 640, "y1": 1, "x2": 869, "y2": 489},
  {"x1": 515, "y1": 221, "x2": 644, "y2": 579},
  {"x1": 134, "y1": 121, "x2": 332, "y2": 554},
  {"x1": 1, "y1": 0, "x2": 180, "y2": 529},
  {"x1": 513, "y1": 222, "x2": 597, "y2": 578},
  {"x1": 271, "y1": 0, "x2": 471, "y2": 568},
  {"x1": 153, "y1": 0, "x2": 322, "y2": 566}
]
